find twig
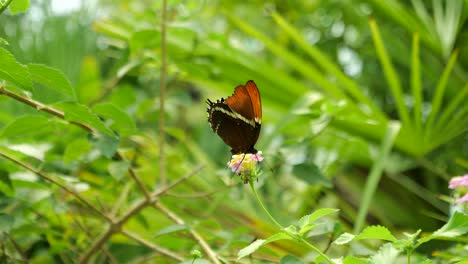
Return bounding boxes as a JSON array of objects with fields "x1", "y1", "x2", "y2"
[
  {"x1": 159, "y1": 0, "x2": 168, "y2": 186},
  {"x1": 0, "y1": 85, "x2": 151, "y2": 200},
  {"x1": 0, "y1": 151, "x2": 112, "y2": 222},
  {"x1": 155, "y1": 203, "x2": 221, "y2": 264},
  {"x1": 73, "y1": 218, "x2": 117, "y2": 264},
  {"x1": 7, "y1": 234, "x2": 28, "y2": 262},
  {"x1": 121, "y1": 229, "x2": 184, "y2": 261},
  {"x1": 78, "y1": 165, "x2": 202, "y2": 263}
]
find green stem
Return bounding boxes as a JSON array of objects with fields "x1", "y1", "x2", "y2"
[
  {"x1": 0, "y1": 0, "x2": 14, "y2": 15},
  {"x1": 299, "y1": 238, "x2": 334, "y2": 264},
  {"x1": 248, "y1": 182, "x2": 334, "y2": 264},
  {"x1": 249, "y1": 181, "x2": 283, "y2": 229}
]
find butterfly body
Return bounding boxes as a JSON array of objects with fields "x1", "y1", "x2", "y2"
[{"x1": 207, "y1": 80, "x2": 262, "y2": 154}]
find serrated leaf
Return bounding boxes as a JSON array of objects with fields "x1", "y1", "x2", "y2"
[
  {"x1": 0, "y1": 115, "x2": 50, "y2": 139},
  {"x1": 432, "y1": 211, "x2": 468, "y2": 238},
  {"x1": 355, "y1": 225, "x2": 396, "y2": 242},
  {"x1": 0, "y1": 213, "x2": 14, "y2": 232},
  {"x1": 107, "y1": 160, "x2": 130, "y2": 180},
  {"x1": 238, "y1": 239, "x2": 265, "y2": 259},
  {"x1": 0, "y1": 47, "x2": 32, "y2": 91},
  {"x1": 298, "y1": 208, "x2": 339, "y2": 229},
  {"x1": 28, "y1": 63, "x2": 76, "y2": 101},
  {"x1": 63, "y1": 138, "x2": 92, "y2": 163},
  {"x1": 58, "y1": 102, "x2": 114, "y2": 136},
  {"x1": 92, "y1": 103, "x2": 136, "y2": 136},
  {"x1": 369, "y1": 243, "x2": 400, "y2": 264},
  {"x1": 334, "y1": 232, "x2": 355, "y2": 245},
  {"x1": 8, "y1": 0, "x2": 29, "y2": 14},
  {"x1": 154, "y1": 224, "x2": 189, "y2": 238}
]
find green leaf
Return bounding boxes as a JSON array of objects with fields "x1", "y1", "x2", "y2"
[
  {"x1": 265, "y1": 231, "x2": 292, "y2": 243},
  {"x1": 432, "y1": 211, "x2": 468, "y2": 238},
  {"x1": 0, "y1": 47, "x2": 32, "y2": 91},
  {"x1": 0, "y1": 38, "x2": 8, "y2": 46},
  {"x1": 0, "y1": 115, "x2": 50, "y2": 139},
  {"x1": 354, "y1": 121, "x2": 401, "y2": 233},
  {"x1": 58, "y1": 102, "x2": 114, "y2": 136},
  {"x1": 92, "y1": 103, "x2": 136, "y2": 136},
  {"x1": 8, "y1": 0, "x2": 29, "y2": 14},
  {"x1": 369, "y1": 243, "x2": 400, "y2": 264},
  {"x1": 63, "y1": 138, "x2": 92, "y2": 163},
  {"x1": 92, "y1": 134, "x2": 119, "y2": 158},
  {"x1": 355, "y1": 225, "x2": 397, "y2": 242},
  {"x1": 280, "y1": 255, "x2": 304, "y2": 264},
  {"x1": 298, "y1": 208, "x2": 339, "y2": 230},
  {"x1": 154, "y1": 224, "x2": 189, "y2": 238},
  {"x1": 238, "y1": 231, "x2": 292, "y2": 260},
  {"x1": 343, "y1": 256, "x2": 368, "y2": 264},
  {"x1": 333, "y1": 232, "x2": 355, "y2": 245},
  {"x1": 130, "y1": 30, "x2": 160, "y2": 52},
  {"x1": 107, "y1": 160, "x2": 130, "y2": 181},
  {"x1": 238, "y1": 239, "x2": 265, "y2": 259},
  {"x1": 0, "y1": 170, "x2": 14, "y2": 196},
  {"x1": 28, "y1": 63, "x2": 76, "y2": 101},
  {"x1": 0, "y1": 212, "x2": 14, "y2": 232},
  {"x1": 369, "y1": 18, "x2": 410, "y2": 126},
  {"x1": 292, "y1": 163, "x2": 332, "y2": 187}
]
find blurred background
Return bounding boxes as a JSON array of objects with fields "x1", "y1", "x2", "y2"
[{"x1": 1, "y1": 0, "x2": 467, "y2": 262}]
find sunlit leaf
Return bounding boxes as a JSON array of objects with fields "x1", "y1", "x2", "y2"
[
  {"x1": 107, "y1": 160, "x2": 130, "y2": 180},
  {"x1": 29, "y1": 63, "x2": 76, "y2": 101},
  {"x1": 63, "y1": 138, "x2": 92, "y2": 163},
  {"x1": 237, "y1": 239, "x2": 265, "y2": 259},
  {"x1": 58, "y1": 102, "x2": 114, "y2": 136},
  {"x1": 92, "y1": 103, "x2": 136, "y2": 136},
  {"x1": 355, "y1": 225, "x2": 397, "y2": 242},
  {"x1": 0, "y1": 47, "x2": 32, "y2": 91},
  {"x1": 8, "y1": 0, "x2": 29, "y2": 15},
  {"x1": 0, "y1": 115, "x2": 50, "y2": 139},
  {"x1": 334, "y1": 232, "x2": 355, "y2": 245}
]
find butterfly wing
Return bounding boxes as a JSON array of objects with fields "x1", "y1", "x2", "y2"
[{"x1": 207, "y1": 80, "x2": 262, "y2": 154}]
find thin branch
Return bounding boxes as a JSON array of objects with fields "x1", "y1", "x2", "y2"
[
  {"x1": 73, "y1": 218, "x2": 117, "y2": 264},
  {"x1": 121, "y1": 229, "x2": 184, "y2": 261},
  {"x1": 115, "y1": 152, "x2": 151, "y2": 200},
  {"x1": 0, "y1": 151, "x2": 112, "y2": 222},
  {"x1": 0, "y1": 85, "x2": 151, "y2": 199},
  {"x1": 0, "y1": 86, "x2": 94, "y2": 132},
  {"x1": 78, "y1": 224, "x2": 116, "y2": 264},
  {"x1": 7, "y1": 234, "x2": 28, "y2": 262},
  {"x1": 78, "y1": 165, "x2": 202, "y2": 263},
  {"x1": 155, "y1": 203, "x2": 221, "y2": 264},
  {"x1": 159, "y1": 0, "x2": 168, "y2": 186}
]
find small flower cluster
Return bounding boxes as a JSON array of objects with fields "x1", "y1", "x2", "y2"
[
  {"x1": 449, "y1": 174, "x2": 468, "y2": 204},
  {"x1": 227, "y1": 151, "x2": 264, "y2": 183}
]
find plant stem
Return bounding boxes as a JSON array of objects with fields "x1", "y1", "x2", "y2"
[
  {"x1": 249, "y1": 181, "x2": 283, "y2": 230},
  {"x1": 248, "y1": 182, "x2": 334, "y2": 264},
  {"x1": 299, "y1": 238, "x2": 334, "y2": 264}
]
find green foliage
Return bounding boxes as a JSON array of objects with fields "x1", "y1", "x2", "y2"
[{"x1": 0, "y1": 0, "x2": 467, "y2": 263}]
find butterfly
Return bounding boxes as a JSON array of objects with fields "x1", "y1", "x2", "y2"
[{"x1": 206, "y1": 80, "x2": 262, "y2": 154}]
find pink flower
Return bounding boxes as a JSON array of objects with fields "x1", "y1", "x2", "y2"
[
  {"x1": 449, "y1": 175, "x2": 468, "y2": 189},
  {"x1": 227, "y1": 151, "x2": 264, "y2": 183},
  {"x1": 455, "y1": 193, "x2": 468, "y2": 204}
]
